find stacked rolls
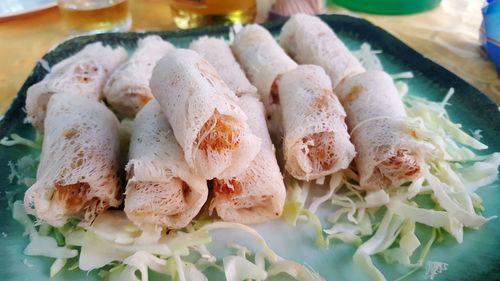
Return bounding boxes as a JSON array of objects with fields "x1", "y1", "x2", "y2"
[
  {"x1": 189, "y1": 37, "x2": 286, "y2": 223},
  {"x1": 280, "y1": 13, "x2": 427, "y2": 189},
  {"x1": 124, "y1": 100, "x2": 208, "y2": 229},
  {"x1": 24, "y1": 15, "x2": 430, "y2": 230},
  {"x1": 233, "y1": 24, "x2": 356, "y2": 181},
  {"x1": 149, "y1": 49, "x2": 261, "y2": 180}
]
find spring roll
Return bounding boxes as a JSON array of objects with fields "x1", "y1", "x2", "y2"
[
  {"x1": 192, "y1": 39, "x2": 286, "y2": 222},
  {"x1": 189, "y1": 36, "x2": 257, "y2": 97},
  {"x1": 280, "y1": 14, "x2": 364, "y2": 89},
  {"x1": 150, "y1": 49, "x2": 261, "y2": 180},
  {"x1": 278, "y1": 65, "x2": 355, "y2": 181},
  {"x1": 209, "y1": 95, "x2": 286, "y2": 224},
  {"x1": 104, "y1": 36, "x2": 174, "y2": 117},
  {"x1": 26, "y1": 42, "x2": 127, "y2": 132},
  {"x1": 124, "y1": 101, "x2": 208, "y2": 229},
  {"x1": 336, "y1": 71, "x2": 426, "y2": 189},
  {"x1": 232, "y1": 24, "x2": 297, "y2": 116},
  {"x1": 24, "y1": 93, "x2": 121, "y2": 227}
]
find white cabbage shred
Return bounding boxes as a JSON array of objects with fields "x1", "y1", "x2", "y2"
[
  {"x1": 353, "y1": 43, "x2": 383, "y2": 71},
  {"x1": 424, "y1": 261, "x2": 448, "y2": 280},
  {"x1": 12, "y1": 201, "x2": 323, "y2": 281},
  {"x1": 12, "y1": 201, "x2": 77, "y2": 276},
  {"x1": 0, "y1": 133, "x2": 42, "y2": 149}
]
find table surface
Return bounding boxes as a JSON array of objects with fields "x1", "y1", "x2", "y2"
[{"x1": 0, "y1": 0, "x2": 498, "y2": 114}]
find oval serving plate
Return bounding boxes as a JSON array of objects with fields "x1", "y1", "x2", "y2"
[
  {"x1": 0, "y1": 14, "x2": 499, "y2": 281},
  {"x1": 0, "y1": 0, "x2": 56, "y2": 19}
]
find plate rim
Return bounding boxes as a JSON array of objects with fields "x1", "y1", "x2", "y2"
[{"x1": 0, "y1": 0, "x2": 57, "y2": 19}]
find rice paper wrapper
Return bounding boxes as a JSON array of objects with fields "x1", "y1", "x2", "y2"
[
  {"x1": 280, "y1": 13, "x2": 364, "y2": 89},
  {"x1": 124, "y1": 101, "x2": 208, "y2": 229},
  {"x1": 24, "y1": 93, "x2": 121, "y2": 227},
  {"x1": 104, "y1": 35, "x2": 174, "y2": 117},
  {"x1": 210, "y1": 95, "x2": 286, "y2": 224},
  {"x1": 26, "y1": 42, "x2": 127, "y2": 132},
  {"x1": 232, "y1": 24, "x2": 297, "y2": 115},
  {"x1": 150, "y1": 49, "x2": 261, "y2": 180},
  {"x1": 337, "y1": 71, "x2": 427, "y2": 189},
  {"x1": 190, "y1": 36, "x2": 257, "y2": 97},
  {"x1": 278, "y1": 65, "x2": 355, "y2": 181}
]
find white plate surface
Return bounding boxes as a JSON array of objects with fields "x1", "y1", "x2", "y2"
[{"x1": 0, "y1": 0, "x2": 56, "y2": 19}]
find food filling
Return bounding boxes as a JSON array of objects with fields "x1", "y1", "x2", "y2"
[
  {"x1": 196, "y1": 112, "x2": 241, "y2": 153},
  {"x1": 303, "y1": 131, "x2": 336, "y2": 172},
  {"x1": 379, "y1": 148, "x2": 421, "y2": 183},
  {"x1": 53, "y1": 182, "x2": 90, "y2": 213},
  {"x1": 213, "y1": 178, "x2": 242, "y2": 198}
]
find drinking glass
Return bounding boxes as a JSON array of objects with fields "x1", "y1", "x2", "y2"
[
  {"x1": 167, "y1": 0, "x2": 256, "y2": 29},
  {"x1": 57, "y1": 0, "x2": 132, "y2": 34}
]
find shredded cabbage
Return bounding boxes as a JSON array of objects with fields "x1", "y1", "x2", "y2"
[
  {"x1": 381, "y1": 220, "x2": 420, "y2": 266},
  {"x1": 123, "y1": 251, "x2": 168, "y2": 281},
  {"x1": 38, "y1": 58, "x2": 51, "y2": 72},
  {"x1": 13, "y1": 201, "x2": 78, "y2": 261},
  {"x1": 223, "y1": 256, "x2": 268, "y2": 281},
  {"x1": 108, "y1": 266, "x2": 140, "y2": 281},
  {"x1": 7, "y1": 155, "x2": 38, "y2": 187},
  {"x1": 282, "y1": 178, "x2": 329, "y2": 247},
  {"x1": 13, "y1": 202, "x2": 322, "y2": 281},
  {"x1": 353, "y1": 43, "x2": 383, "y2": 71},
  {"x1": 50, "y1": 258, "x2": 67, "y2": 277},
  {"x1": 459, "y1": 152, "x2": 500, "y2": 192},
  {"x1": 0, "y1": 133, "x2": 42, "y2": 149},
  {"x1": 390, "y1": 72, "x2": 414, "y2": 80},
  {"x1": 424, "y1": 261, "x2": 448, "y2": 280},
  {"x1": 267, "y1": 261, "x2": 325, "y2": 281},
  {"x1": 308, "y1": 172, "x2": 342, "y2": 214}
]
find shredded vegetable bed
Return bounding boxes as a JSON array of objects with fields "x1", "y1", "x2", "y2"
[{"x1": 2, "y1": 43, "x2": 499, "y2": 281}]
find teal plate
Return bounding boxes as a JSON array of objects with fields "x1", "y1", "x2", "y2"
[{"x1": 0, "y1": 14, "x2": 499, "y2": 281}]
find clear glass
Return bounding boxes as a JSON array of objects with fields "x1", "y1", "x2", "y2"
[
  {"x1": 57, "y1": 0, "x2": 132, "y2": 34},
  {"x1": 167, "y1": 0, "x2": 256, "y2": 29}
]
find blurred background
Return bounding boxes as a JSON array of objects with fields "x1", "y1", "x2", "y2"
[{"x1": 0, "y1": 0, "x2": 498, "y2": 113}]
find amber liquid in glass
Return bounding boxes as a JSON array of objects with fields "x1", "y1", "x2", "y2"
[
  {"x1": 59, "y1": 0, "x2": 131, "y2": 34},
  {"x1": 169, "y1": 0, "x2": 255, "y2": 29}
]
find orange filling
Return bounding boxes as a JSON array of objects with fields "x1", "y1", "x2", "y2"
[
  {"x1": 213, "y1": 178, "x2": 242, "y2": 198},
  {"x1": 303, "y1": 131, "x2": 335, "y2": 171},
  {"x1": 270, "y1": 77, "x2": 280, "y2": 105},
  {"x1": 181, "y1": 181, "x2": 191, "y2": 198},
  {"x1": 53, "y1": 182, "x2": 90, "y2": 213},
  {"x1": 196, "y1": 113, "x2": 240, "y2": 152},
  {"x1": 137, "y1": 92, "x2": 153, "y2": 106},
  {"x1": 381, "y1": 148, "x2": 421, "y2": 178}
]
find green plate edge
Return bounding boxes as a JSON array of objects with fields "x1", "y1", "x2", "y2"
[{"x1": 0, "y1": 14, "x2": 499, "y2": 281}]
